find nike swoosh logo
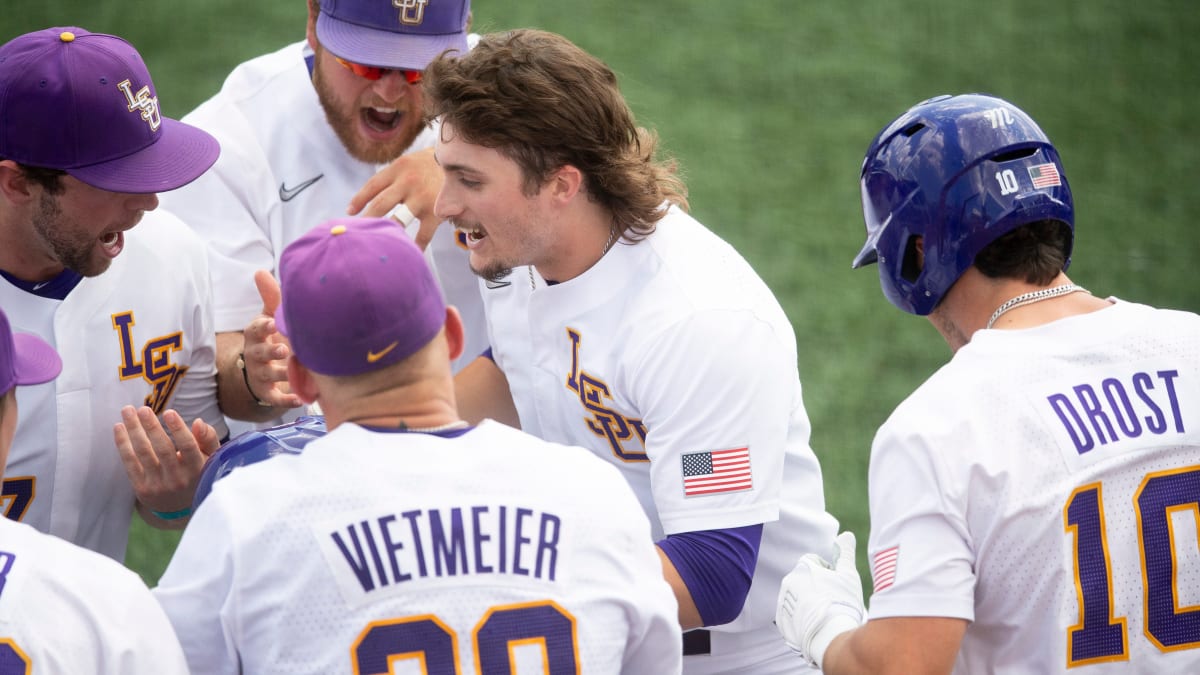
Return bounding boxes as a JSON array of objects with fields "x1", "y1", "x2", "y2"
[
  {"x1": 366, "y1": 341, "x2": 400, "y2": 363},
  {"x1": 484, "y1": 279, "x2": 511, "y2": 289},
  {"x1": 279, "y1": 174, "x2": 324, "y2": 202},
  {"x1": 32, "y1": 282, "x2": 50, "y2": 291}
]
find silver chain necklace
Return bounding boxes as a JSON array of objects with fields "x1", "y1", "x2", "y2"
[
  {"x1": 529, "y1": 226, "x2": 619, "y2": 290},
  {"x1": 986, "y1": 284, "x2": 1090, "y2": 329}
]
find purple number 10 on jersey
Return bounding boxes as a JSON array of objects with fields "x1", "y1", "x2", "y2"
[{"x1": 1065, "y1": 467, "x2": 1200, "y2": 667}]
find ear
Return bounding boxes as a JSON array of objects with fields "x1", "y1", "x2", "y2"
[
  {"x1": 0, "y1": 161, "x2": 36, "y2": 205},
  {"x1": 287, "y1": 355, "x2": 320, "y2": 405},
  {"x1": 547, "y1": 164, "x2": 584, "y2": 205},
  {"x1": 305, "y1": 0, "x2": 320, "y2": 51},
  {"x1": 443, "y1": 305, "x2": 465, "y2": 361}
]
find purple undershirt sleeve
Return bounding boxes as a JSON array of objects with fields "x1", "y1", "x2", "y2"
[{"x1": 656, "y1": 523, "x2": 764, "y2": 626}]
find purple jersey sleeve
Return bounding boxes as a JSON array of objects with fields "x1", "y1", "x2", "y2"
[{"x1": 657, "y1": 524, "x2": 763, "y2": 626}]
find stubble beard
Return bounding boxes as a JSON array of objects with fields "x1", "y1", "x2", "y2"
[{"x1": 31, "y1": 193, "x2": 111, "y2": 277}]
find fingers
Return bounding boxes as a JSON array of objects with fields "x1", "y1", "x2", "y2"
[
  {"x1": 833, "y1": 531, "x2": 858, "y2": 571},
  {"x1": 192, "y1": 417, "x2": 222, "y2": 457},
  {"x1": 347, "y1": 168, "x2": 393, "y2": 216},
  {"x1": 241, "y1": 343, "x2": 302, "y2": 408},
  {"x1": 348, "y1": 148, "x2": 443, "y2": 220},
  {"x1": 163, "y1": 410, "x2": 207, "y2": 474},
  {"x1": 412, "y1": 216, "x2": 440, "y2": 252},
  {"x1": 113, "y1": 410, "x2": 146, "y2": 483},
  {"x1": 115, "y1": 405, "x2": 203, "y2": 513},
  {"x1": 254, "y1": 269, "x2": 282, "y2": 317},
  {"x1": 137, "y1": 405, "x2": 176, "y2": 463}
]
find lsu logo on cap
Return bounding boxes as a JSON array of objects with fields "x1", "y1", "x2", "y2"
[
  {"x1": 117, "y1": 79, "x2": 162, "y2": 132},
  {"x1": 394, "y1": 0, "x2": 429, "y2": 25}
]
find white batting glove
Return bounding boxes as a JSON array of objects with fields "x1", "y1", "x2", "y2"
[{"x1": 775, "y1": 531, "x2": 866, "y2": 669}]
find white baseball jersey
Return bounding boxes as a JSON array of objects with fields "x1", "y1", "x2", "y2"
[
  {"x1": 158, "y1": 40, "x2": 487, "y2": 374},
  {"x1": 865, "y1": 300, "x2": 1200, "y2": 673},
  {"x1": 153, "y1": 420, "x2": 681, "y2": 674},
  {"x1": 0, "y1": 517, "x2": 188, "y2": 673},
  {"x1": 483, "y1": 206, "x2": 838, "y2": 673},
  {"x1": 0, "y1": 210, "x2": 226, "y2": 561}
]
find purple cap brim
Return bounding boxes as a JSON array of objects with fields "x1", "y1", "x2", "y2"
[
  {"x1": 67, "y1": 117, "x2": 219, "y2": 194},
  {"x1": 3, "y1": 333, "x2": 62, "y2": 394},
  {"x1": 316, "y1": 12, "x2": 468, "y2": 71}
]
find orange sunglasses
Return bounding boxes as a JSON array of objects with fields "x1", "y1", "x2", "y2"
[{"x1": 335, "y1": 57, "x2": 423, "y2": 84}]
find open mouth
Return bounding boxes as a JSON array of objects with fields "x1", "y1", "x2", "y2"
[
  {"x1": 457, "y1": 226, "x2": 487, "y2": 249},
  {"x1": 99, "y1": 231, "x2": 124, "y2": 258},
  {"x1": 362, "y1": 106, "x2": 401, "y2": 133}
]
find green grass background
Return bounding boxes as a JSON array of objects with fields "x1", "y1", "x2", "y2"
[{"x1": 6, "y1": 1, "x2": 1198, "y2": 589}]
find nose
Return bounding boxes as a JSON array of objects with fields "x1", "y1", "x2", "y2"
[
  {"x1": 433, "y1": 183, "x2": 459, "y2": 222},
  {"x1": 129, "y1": 192, "x2": 159, "y2": 212},
  {"x1": 371, "y1": 69, "x2": 416, "y2": 101}
]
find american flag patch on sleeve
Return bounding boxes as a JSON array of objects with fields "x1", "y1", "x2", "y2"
[
  {"x1": 682, "y1": 447, "x2": 752, "y2": 496},
  {"x1": 1028, "y1": 163, "x2": 1061, "y2": 188},
  {"x1": 871, "y1": 545, "x2": 900, "y2": 592}
]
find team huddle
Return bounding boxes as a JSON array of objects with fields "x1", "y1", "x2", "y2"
[{"x1": 0, "y1": 1, "x2": 1197, "y2": 674}]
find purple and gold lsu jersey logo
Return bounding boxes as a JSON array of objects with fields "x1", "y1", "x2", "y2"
[
  {"x1": 565, "y1": 328, "x2": 648, "y2": 462},
  {"x1": 112, "y1": 311, "x2": 188, "y2": 414},
  {"x1": 116, "y1": 79, "x2": 162, "y2": 132},
  {"x1": 394, "y1": 0, "x2": 430, "y2": 24}
]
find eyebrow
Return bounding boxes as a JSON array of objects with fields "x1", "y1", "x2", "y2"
[{"x1": 437, "y1": 158, "x2": 481, "y2": 177}]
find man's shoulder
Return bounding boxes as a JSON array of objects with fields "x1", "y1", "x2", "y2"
[
  {"x1": 183, "y1": 41, "x2": 314, "y2": 127},
  {"x1": 125, "y1": 209, "x2": 206, "y2": 255},
  {"x1": 0, "y1": 518, "x2": 147, "y2": 593}
]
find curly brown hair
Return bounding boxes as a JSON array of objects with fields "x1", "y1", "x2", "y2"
[{"x1": 422, "y1": 29, "x2": 688, "y2": 240}]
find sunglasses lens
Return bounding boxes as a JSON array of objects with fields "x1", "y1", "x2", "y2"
[
  {"x1": 336, "y1": 57, "x2": 382, "y2": 80},
  {"x1": 352, "y1": 63, "x2": 385, "y2": 80},
  {"x1": 337, "y1": 57, "x2": 422, "y2": 84}
]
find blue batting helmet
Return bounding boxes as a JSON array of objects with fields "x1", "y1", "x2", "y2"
[
  {"x1": 853, "y1": 93, "x2": 1074, "y2": 315},
  {"x1": 192, "y1": 415, "x2": 327, "y2": 510}
]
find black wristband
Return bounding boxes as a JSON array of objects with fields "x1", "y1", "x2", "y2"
[{"x1": 237, "y1": 352, "x2": 273, "y2": 408}]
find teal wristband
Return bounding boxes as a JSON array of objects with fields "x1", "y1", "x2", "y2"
[{"x1": 150, "y1": 506, "x2": 192, "y2": 521}]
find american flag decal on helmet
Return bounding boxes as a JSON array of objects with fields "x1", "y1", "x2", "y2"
[{"x1": 1028, "y1": 163, "x2": 1061, "y2": 189}]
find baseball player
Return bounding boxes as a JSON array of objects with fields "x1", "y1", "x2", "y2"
[
  {"x1": 150, "y1": 217, "x2": 683, "y2": 674},
  {"x1": 774, "y1": 94, "x2": 1200, "y2": 673},
  {"x1": 0, "y1": 27, "x2": 230, "y2": 560},
  {"x1": 0, "y1": 306, "x2": 190, "y2": 674},
  {"x1": 426, "y1": 30, "x2": 840, "y2": 674},
  {"x1": 159, "y1": 0, "x2": 489, "y2": 438}
]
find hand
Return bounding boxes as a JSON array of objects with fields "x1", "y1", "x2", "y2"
[
  {"x1": 346, "y1": 147, "x2": 445, "y2": 251},
  {"x1": 113, "y1": 405, "x2": 221, "y2": 526},
  {"x1": 776, "y1": 531, "x2": 866, "y2": 669},
  {"x1": 242, "y1": 270, "x2": 302, "y2": 408}
]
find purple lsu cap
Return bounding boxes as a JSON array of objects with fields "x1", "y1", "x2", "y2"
[
  {"x1": 0, "y1": 307, "x2": 62, "y2": 396},
  {"x1": 317, "y1": 0, "x2": 471, "y2": 71},
  {"x1": 0, "y1": 27, "x2": 219, "y2": 194},
  {"x1": 276, "y1": 217, "x2": 447, "y2": 376}
]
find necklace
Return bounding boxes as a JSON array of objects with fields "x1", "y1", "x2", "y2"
[
  {"x1": 986, "y1": 284, "x2": 1091, "y2": 329},
  {"x1": 529, "y1": 226, "x2": 619, "y2": 290},
  {"x1": 401, "y1": 420, "x2": 470, "y2": 433}
]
